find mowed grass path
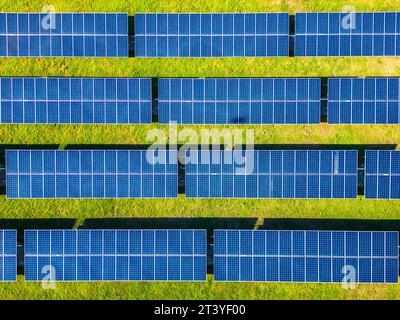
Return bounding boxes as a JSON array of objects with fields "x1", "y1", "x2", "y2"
[{"x1": 0, "y1": 0, "x2": 400, "y2": 300}]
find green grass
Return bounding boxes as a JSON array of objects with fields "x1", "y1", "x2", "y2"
[
  {"x1": 0, "y1": 276, "x2": 399, "y2": 300},
  {"x1": 0, "y1": 0, "x2": 400, "y2": 300}
]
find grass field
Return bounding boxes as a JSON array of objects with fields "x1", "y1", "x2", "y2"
[{"x1": 1, "y1": 0, "x2": 400, "y2": 300}]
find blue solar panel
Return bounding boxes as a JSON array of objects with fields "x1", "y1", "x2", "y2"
[
  {"x1": 24, "y1": 229, "x2": 207, "y2": 282},
  {"x1": 365, "y1": 150, "x2": 400, "y2": 199},
  {"x1": 158, "y1": 78, "x2": 321, "y2": 124},
  {"x1": 328, "y1": 78, "x2": 400, "y2": 124},
  {"x1": 214, "y1": 230, "x2": 399, "y2": 283},
  {"x1": 295, "y1": 12, "x2": 400, "y2": 56},
  {"x1": 185, "y1": 150, "x2": 358, "y2": 199},
  {"x1": 135, "y1": 13, "x2": 289, "y2": 57},
  {"x1": 0, "y1": 77, "x2": 151, "y2": 124},
  {"x1": 0, "y1": 13, "x2": 128, "y2": 57},
  {"x1": 6, "y1": 150, "x2": 178, "y2": 198},
  {"x1": 0, "y1": 230, "x2": 17, "y2": 282}
]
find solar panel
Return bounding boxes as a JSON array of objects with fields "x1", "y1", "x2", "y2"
[
  {"x1": 295, "y1": 12, "x2": 400, "y2": 56},
  {"x1": 158, "y1": 78, "x2": 321, "y2": 124},
  {"x1": 6, "y1": 150, "x2": 178, "y2": 198},
  {"x1": 134, "y1": 13, "x2": 289, "y2": 57},
  {"x1": 0, "y1": 13, "x2": 128, "y2": 57},
  {"x1": 24, "y1": 229, "x2": 207, "y2": 282},
  {"x1": 0, "y1": 77, "x2": 152, "y2": 124},
  {"x1": 0, "y1": 230, "x2": 17, "y2": 282},
  {"x1": 214, "y1": 230, "x2": 399, "y2": 283},
  {"x1": 328, "y1": 78, "x2": 400, "y2": 124},
  {"x1": 365, "y1": 150, "x2": 400, "y2": 199},
  {"x1": 185, "y1": 150, "x2": 358, "y2": 199}
]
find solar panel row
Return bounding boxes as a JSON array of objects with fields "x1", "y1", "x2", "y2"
[
  {"x1": 134, "y1": 13, "x2": 290, "y2": 57},
  {"x1": 7, "y1": 149, "x2": 400, "y2": 200},
  {"x1": 0, "y1": 228, "x2": 396, "y2": 283},
  {"x1": 328, "y1": 78, "x2": 400, "y2": 124},
  {"x1": 158, "y1": 78, "x2": 321, "y2": 124},
  {"x1": 1, "y1": 76, "x2": 400, "y2": 125},
  {"x1": 24, "y1": 229, "x2": 207, "y2": 282},
  {"x1": 214, "y1": 230, "x2": 399, "y2": 283},
  {"x1": 0, "y1": 230, "x2": 17, "y2": 282},
  {"x1": 295, "y1": 12, "x2": 400, "y2": 56},
  {"x1": 6, "y1": 150, "x2": 178, "y2": 199},
  {"x1": 2, "y1": 12, "x2": 400, "y2": 57},
  {"x1": 185, "y1": 150, "x2": 358, "y2": 199},
  {"x1": 0, "y1": 78, "x2": 152, "y2": 124},
  {"x1": 365, "y1": 150, "x2": 400, "y2": 199},
  {"x1": 0, "y1": 13, "x2": 128, "y2": 57}
]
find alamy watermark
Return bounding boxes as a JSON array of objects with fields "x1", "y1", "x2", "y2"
[
  {"x1": 41, "y1": 5, "x2": 56, "y2": 30},
  {"x1": 341, "y1": 5, "x2": 356, "y2": 30},
  {"x1": 146, "y1": 123, "x2": 255, "y2": 173}
]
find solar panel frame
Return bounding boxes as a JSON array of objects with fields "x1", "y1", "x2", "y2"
[
  {"x1": 0, "y1": 12, "x2": 129, "y2": 57},
  {"x1": 0, "y1": 77, "x2": 152, "y2": 124},
  {"x1": 185, "y1": 150, "x2": 358, "y2": 199},
  {"x1": 24, "y1": 229, "x2": 207, "y2": 282},
  {"x1": 134, "y1": 13, "x2": 290, "y2": 57},
  {"x1": 158, "y1": 78, "x2": 321, "y2": 124},
  {"x1": 214, "y1": 230, "x2": 399, "y2": 283},
  {"x1": 328, "y1": 78, "x2": 400, "y2": 124},
  {"x1": 365, "y1": 150, "x2": 400, "y2": 199},
  {"x1": 0, "y1": 230, "x2": 17, "y2": 282},
  {"x1": 295, "y1": 12, "x2": 400, "y2": 57},
  {"x1": 6, "y1": 149, "x2": 178, "y2": 199}
]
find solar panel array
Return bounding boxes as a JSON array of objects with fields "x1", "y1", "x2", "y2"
[
  {"x1": 365, "y1": 150, "x2": 400, "y2": 199},
  {"x1": 6, "y1": 150, "x2": 178, "y2": 198},
  {"x1": 185, "y1": 150, "x2": 358, "y2": 199},
  {"x1": 3, "y1": 11, "x2": 400, "y2": 58},
  {"x1": 0, "y1": 13, "x2": 128, "y2": 57},
  {"x1": 134, "y1": 13, "x2": 290, "y2": 57},
  {"x1": 214, "y1": 230, "x2": 399, "y2": 283},
  {"x1": 295, "y1": 12, "x2": 400, "y2": 56},
  {"x1": 158, "y1": 78, "x2": 321, "y2": 124},
  {"x1": 328, "y1": 78, "x2": 400, "y2": 124},
  {"x1": 0, "y1": 77, "x2": 152, "y2": 124},
  {"x1": 24, "y1": 229, "x2": 207, "y2": 281},
  {"x1": 0, "y1": 230, "x2": 17, "y2": 282}
]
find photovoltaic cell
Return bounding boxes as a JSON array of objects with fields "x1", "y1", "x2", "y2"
[
  {"x1": 24, "y1": 229, "x2": 207, "y2": 282},
  {"x1": 6, "y1": 150, "x2": 178, "y2": 198},
  {"x1": 0, "y1": 230, "x2": 17, "y2": 282},
  {"x1": 0, "y1": 77, "x2": 152, "y2": 124},
  {"x1": 135, "y1": 13, "x2": 289, "y2": 57},
  {"x1": 295, "y1": 12, "x2": 400, "y2": 56},
  {"x1": 0, "y1": 13, "x2": 128, "y2": 57},
  {"x1": 158, "y1": 78, "x2": 321, "y2": 124},
  {"x1": 214, "y1": 230, "x2": 399, "y2": 283},
  {"x1": 328, "y1": 78, "x2": 400, "y2": 124},
  {"x1": 365, "y1": 150, "x2": 400, "y2": 199},
  {"x1": 185, "y1": 150, "x2": 358, "y2": 199}
]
